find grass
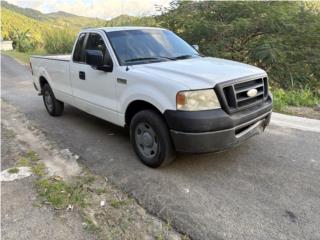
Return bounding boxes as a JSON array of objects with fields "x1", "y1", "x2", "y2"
[
  {"x1": 36, "y1": 177, "x2": 88, "y2": 209},
  {"x1": 13, "y1": 147, "x2": 89, "y2": 211},
  {"x1": 25, "y1": 150, "x2": 39, "y2": 162},
  {"x1": 110, "y1": 199, "x2": 129, "y2": 208},
  {"x1": 8, "y1": 167, "x2": 19, "y2": 174},
  {"x1": 82, "y1": 215, "x2": 101, "y2": 233},
  {"x1": 272, "y1": 88, "x2": 319, "y2": 112},
  {"x1": 95, "y1": 187, "x2": 107, "y2": 195},
  {"x1": 32, "y1": 162, "x2": 46, "y2": 177},
  {"x1": 2, "y1": 49, "x2": 46, "y2": 64},
  {"x1": 15, "y1": 148, "x2": 87, "y2": 210}
]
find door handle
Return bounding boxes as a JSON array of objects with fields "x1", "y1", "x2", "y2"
[{"x1": 79, "y1": 71, "x2": 85, "y2": 80}]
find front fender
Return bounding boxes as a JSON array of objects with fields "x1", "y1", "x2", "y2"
[
  {"x1": 120, "y1": 84, "x2": 176, "y2": 114},
  {"x1": 118, "y1": 84, "x2": 177, "y2": 126}
]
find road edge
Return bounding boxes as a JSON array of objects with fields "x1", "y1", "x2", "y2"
[{"x1": 271, "y1": 112, "x2": 320, "y2": 133}]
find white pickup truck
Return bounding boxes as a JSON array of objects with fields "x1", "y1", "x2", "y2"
[{"x1": 30, "y1": 27, "x2": 272, "y2": 168}]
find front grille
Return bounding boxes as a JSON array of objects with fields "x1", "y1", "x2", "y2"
[{"x1": 215, "y1": 77, "x2": 269, "y2": 113}]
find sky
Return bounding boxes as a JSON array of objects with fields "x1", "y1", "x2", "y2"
[{"x1": 4, "y1": 0, "x2": 173, "y2": 19}]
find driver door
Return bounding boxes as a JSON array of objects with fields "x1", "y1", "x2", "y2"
[{"x1": 70, "y1": 31, "x2": 118, "y2": 124}]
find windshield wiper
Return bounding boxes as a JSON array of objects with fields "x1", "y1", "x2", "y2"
[
  {"x1": 125, "y1": 57, "x2": 169, "y2": 63},
  {"x1": 169, "y1": 54, "x2": 196, "y2": 60}
]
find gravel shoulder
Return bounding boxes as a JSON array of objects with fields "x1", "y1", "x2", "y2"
[{"x1": 1, "y1": 101, "x2": 188, "y2": 240}]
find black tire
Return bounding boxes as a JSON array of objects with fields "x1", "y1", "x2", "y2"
[
  {"x1": 42, "y1": 84, "x2": 64, "y2": 116},
  {"x1": 130, "y1": 110, "x2": 176, "y2": 168}
]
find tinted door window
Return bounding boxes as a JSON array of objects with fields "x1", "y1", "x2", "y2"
[
  {"x1": 73, "y1": 33, "x2": 86, "y2": 62},
  {"x1": 85, "y1": 33, "x2": 112, "y2": 65}
]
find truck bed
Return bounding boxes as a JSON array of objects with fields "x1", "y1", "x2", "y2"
[{"x1": 31, "y1": 55, "x2": 71, "y2": 62}]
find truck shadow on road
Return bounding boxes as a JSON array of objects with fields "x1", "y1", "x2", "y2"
[{"x1": 61, "y1": 104, "x2": 251, "y2": 173}]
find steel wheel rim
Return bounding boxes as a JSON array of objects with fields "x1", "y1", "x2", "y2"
[
  {"x1": 135, "y1": 122, "x2": 159, "y2": 159},
  {"x1": 44, "y1": 91, "x2": 53, "y2": 112}
]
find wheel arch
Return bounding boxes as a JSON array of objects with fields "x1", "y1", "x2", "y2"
[
  {"x1": 125, "y1": 100, "x2": 163, "y2": 127},
  {"x1": 39, "y1": 75, "x2": 49, "y2": 91}
]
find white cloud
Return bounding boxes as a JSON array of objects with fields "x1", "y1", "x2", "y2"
[{"x1": 5, "y1": 0, "x2": 172, "y2": 19}]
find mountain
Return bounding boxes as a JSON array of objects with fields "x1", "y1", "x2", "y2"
[
  {"x1": 0, "y1": 0, "x2": 105, "y2": 23},
  {"x1": 0, "y1": 0, "x2": 156, "y2": 44},
  {"x1": 0, "y1": 0, "x2": 107, "y2": 42},
  {"x1": 1, "y1": 0, "x2": 46, "y2": 21}
]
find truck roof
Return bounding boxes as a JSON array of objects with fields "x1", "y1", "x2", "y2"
[{"x1": 82, "y1": 26, "x2": 166, "y2": 32}]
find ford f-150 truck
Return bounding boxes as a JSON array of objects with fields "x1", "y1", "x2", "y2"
[{"x1": 30, "y1": 27, "x2": 272, "y2": 168}]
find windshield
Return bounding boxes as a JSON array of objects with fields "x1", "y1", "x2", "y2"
[{"x1": 106, "y1": 29, "x2": 200, "y2": 65}]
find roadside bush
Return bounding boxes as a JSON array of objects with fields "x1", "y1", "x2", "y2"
[
  {"x1": 272, "y1": 88, "x2": 320, "y2": 111},
  {"x1": 8, "y1": 27, "x2": 37, "y2": 52},
  {"x1": 43, "y1": 29, "x2": 76, "y2": 54}
]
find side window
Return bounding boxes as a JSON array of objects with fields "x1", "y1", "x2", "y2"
[
  {"x1": 85, "y1": 33, "x2": 112, "y2": 65},
  {"x1": 73, "y1": 33, "x2": 86, "y2": 62}
]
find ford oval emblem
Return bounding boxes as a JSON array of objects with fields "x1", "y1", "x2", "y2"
[{"x1": 247, "y1": 88, "x2": 258, "y2": 97}]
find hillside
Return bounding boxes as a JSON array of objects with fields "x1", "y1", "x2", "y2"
[
  {"x1": 1, "y1": 0, "x2": 106, "y2": 24},
  {"x1": 0, "y1": 1, "x2": 158, "y2": 45},
  {"x1": 1, "y1": 7, "x2": 49, "y2": 42},
  {"x1": 0, "y1": 0, "x2": 106, "y2": 42},
  {"x1": 1, "y1": 1, "x2": 106, "y2": 47}
]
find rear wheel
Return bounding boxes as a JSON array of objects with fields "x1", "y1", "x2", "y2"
[
  {"x1": 42, "y1": 84, "x2": 64, "y2": 116},
  {"x1": 130, "y1": 110, "x2": 176, "y2": 168}
]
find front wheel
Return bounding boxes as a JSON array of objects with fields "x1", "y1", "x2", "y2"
[
  {"x1": 130, "y1": 110, "x2": 176, "y2": 168},
  {"x1": 42, "y1": 84, "x2": 64, "y2": 116}
]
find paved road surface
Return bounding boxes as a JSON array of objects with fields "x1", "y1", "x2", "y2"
[{"x1": 2, "y1": 54, "x2": 320, "y2": 240}]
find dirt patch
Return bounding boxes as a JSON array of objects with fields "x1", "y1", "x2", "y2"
[
  {"x1": 1, "y1": 100, "x2": 189, "y2": 240},
  {"x1": 281, "y1": 106, "x2": 320, "y2": 120}
]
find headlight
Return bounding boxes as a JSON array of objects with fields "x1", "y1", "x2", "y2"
[{"x1": 176, "y1": 89, "x2": 221, "y2": 111}]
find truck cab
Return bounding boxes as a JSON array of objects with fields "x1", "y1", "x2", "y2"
[{"x1": 30, "y1": 27, "x2": 272, "y2": 168}]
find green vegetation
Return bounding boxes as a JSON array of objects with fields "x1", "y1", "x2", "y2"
[
  {"x1": 1, "y1": 0, "x2": 104, "y2": 51},
  {"x1": 32, "y1": 162, "x2": 46, "y2": 177},
  {"x1": 2, "y1": 49, "x2": 46, "y2": 64},
  {"x1": 110, "y1": 199, "x2": 129, "y2": 208},
  {"x1": 156, "y1": 2, "x2": 320, "y2": 97},
  {"x1": 43, "y1": 29, "x2": 77, "y2": 54},
  {"x1": 8, "y1": 167, "x2": 19, "y2": 174},
  {"x1": 2, "y1": 1, "x2": 319, "y2": 111},
  {"x1": 1, "y1": 50, "x2": 31, "y2": 63},
  {"x1": 14, "y1": 148, "x2": 90, "y2": 210},
  {"x1": 25, "y1": 150, "x2": 40, "y2": 162},
  {"x1": 272, "y1": 88, "x2": 319, "y2": 112},
  {"x1": 36, "y1": 177, "x2": 87, "y2": 209},
  {"x1": 82, "y1": 215, "x2": 101, "y2": 233}
]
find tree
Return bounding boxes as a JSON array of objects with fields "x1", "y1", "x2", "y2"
[{"x1": 157, "y1": 1, "x2": 320, "y2": 94}]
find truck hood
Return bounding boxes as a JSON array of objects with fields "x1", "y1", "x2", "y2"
[{"x1": 134, "y1": 57, "x2": 266, "y2": 89}]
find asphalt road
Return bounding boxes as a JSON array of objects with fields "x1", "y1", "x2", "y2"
[{"x1": 2, "y1": 54, "x2": 320, "y2": 240}]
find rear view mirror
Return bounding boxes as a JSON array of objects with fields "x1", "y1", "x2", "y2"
[
  {"x1": 85, "y1": 50, "x2": 113, "y2": 72},
  {"x1": 192, "y1": 44, "x2": 199, "y2": 51}
]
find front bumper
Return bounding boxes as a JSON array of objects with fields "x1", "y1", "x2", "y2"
[{"x1": 164, "y1": 97, "x2": 272, "y2": 153}]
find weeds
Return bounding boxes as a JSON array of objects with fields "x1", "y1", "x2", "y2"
[
  {"x1": 17, "y1": 157, "x2": 31, "y2": 167},
  {"x1": 43, "y1": 29, "x2": 76, "y2": 54},
  {"x1": 95, "y1": 188, "x2": 107, "y2": 195},
  {"x1": 8, "y1": 167, "x2": 19, "y2": 174},
  {"x1": 25, "y1": 150, "x2": 39, "y2": 162},
  {"x1": 82, "y1": 215, "x2": 101, "y2": 233},
  {"x1": 32, "y1": 162, "x2": 46, "y2": 177},
  {"x1": 35, "y1": 177, "x2": 87, "y2": 209},
  {"x1": 110, "y1": 199, "x2": 129, "y2": 208},
  {"x1": 272, "y1": 88, "x2": 319, "y2": 112}
]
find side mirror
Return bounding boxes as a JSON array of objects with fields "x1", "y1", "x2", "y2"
[
  {"x1": 85, "y1": 50, "x2": 113, "y2": 72},
  {"x1": 192, "y1": 44, "x2": 199, "y2": 51}
]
